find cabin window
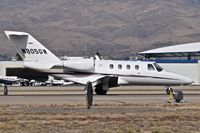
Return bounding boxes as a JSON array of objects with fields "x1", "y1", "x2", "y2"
[
  {"x1": 126, "y1": 65, "x2": 131, "y2": 70},
  {"x1": 148, "y1": 64, "x2": 155, "y2": 71},
  {"x1": 135, "y1": 65, "x2": 139, "y2": 70},
  {"x1": 153, "y1": 63, "x2": 163, "y2": 72},
  {"x1": 118, "y1": 64, "x2": 122, "y2": 69},
  {"x1": 109, "y1": 64, "x2": 114, "y2": 69}
]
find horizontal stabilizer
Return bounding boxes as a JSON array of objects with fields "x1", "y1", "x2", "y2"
[{"x1": 24, "y1": 61, "x2": 62, "y2": 70}]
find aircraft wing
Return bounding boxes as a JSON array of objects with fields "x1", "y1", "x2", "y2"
[{"x1": 51, "y1": 74, "x2": 114, "y2": 86}]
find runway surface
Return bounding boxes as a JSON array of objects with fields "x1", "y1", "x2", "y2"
[
  {"x1": 0, "y1": 85, "x2": 199, "y2": 105},
  {"x1": 0, "y1": 85, "x2": 200, "y2": 133}
]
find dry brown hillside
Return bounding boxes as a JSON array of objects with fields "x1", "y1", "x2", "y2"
[{"x1": 1, "y1": 0, "x2": 200, "y2": 58}]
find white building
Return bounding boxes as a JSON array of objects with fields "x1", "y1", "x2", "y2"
[
  {"x1": 139, "y1": 42, "x2": 200, "y2": 85},
  {"x1": 0, "y1": 61, "x2": 49, "y2": 81}
]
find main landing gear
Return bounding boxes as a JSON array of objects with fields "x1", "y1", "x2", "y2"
[
  {"x1": 85, "y1": 82, "x2": 110, "y2": 109},
  {"x1": 166, "y1": 87, "x2": 183, "y2": 102},
  {"x1": 85, "y1": 81, "x2": 93, "y2": 109},
  {"x1": 3, "y1": 84, "x2": 8, "y2": 96},
  {"x1": 95, "y1": 85, "x2": 107, "y2": 95}
]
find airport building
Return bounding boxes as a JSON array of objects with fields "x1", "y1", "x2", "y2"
[
  {"x1": 139, "y1": 42, "x2": 200, "y2": 85},
  {"x1": 0, "y1": 61, "x2": 49, "y2": 81}
]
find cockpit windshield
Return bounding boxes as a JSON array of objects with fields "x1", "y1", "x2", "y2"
[{"x1": 153, "y1": 63, "x2": 163, "y2": 72}]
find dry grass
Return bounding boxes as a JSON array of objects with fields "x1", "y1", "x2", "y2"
[{"x1": 0, "y1": 103, "x2": 199, "y2": 133}]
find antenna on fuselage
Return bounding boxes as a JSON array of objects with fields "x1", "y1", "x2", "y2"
[{"x1": 95, "y1": 51, "x2": 102, "y2": 60}]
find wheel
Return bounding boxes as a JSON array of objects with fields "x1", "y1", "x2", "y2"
[
  {"x1": 4, "y1": 85, "x2": 8, "y2": 96},
  {"x1": 166, "y1": 87, "x2": 173, "y2": 95},
  {"x1": 95, "y1": 87, "x2": 107, "y2": 95},
  {"x1": 85, "y1": 82, "x2": 93, "y2": 109}
]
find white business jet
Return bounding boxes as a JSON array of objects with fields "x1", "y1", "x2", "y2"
[{"x1": 5, "y1": 31, "x2": 193, "y2": 108}]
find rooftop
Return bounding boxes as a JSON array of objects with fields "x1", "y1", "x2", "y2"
[{"x1": 139, "y1": 42, "x2": 200, "y2": 58}]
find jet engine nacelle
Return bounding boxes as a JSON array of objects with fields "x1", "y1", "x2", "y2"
[{"x1": 63, "y1": 59, "x2": 94, "y2": 72}]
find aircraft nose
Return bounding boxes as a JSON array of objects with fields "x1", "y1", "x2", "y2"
[{"x1": 180, "y1": 75, "x2": 193, "y2": 85}]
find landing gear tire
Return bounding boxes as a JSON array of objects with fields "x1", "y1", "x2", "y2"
[
  {"x1": 3, "y1": 85, "x2": 8, "y2": 96},
  {"x1": 173, "y1": 91, "x2": 183, "y2": 102},
  {"x1": 95, "y1": 88, "x2": 107, "y2": 95},
  {"x1": 85, "y1": 81, "x2": 93, "y2": 109}
]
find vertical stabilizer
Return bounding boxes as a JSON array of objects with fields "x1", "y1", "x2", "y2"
[{"x1": 5, "y1": 31, "x2": 61, "y2": 69}]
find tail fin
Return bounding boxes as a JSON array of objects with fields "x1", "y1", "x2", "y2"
[{"x1": 5, "y1": 31, "x2": 61, "y2": 69}]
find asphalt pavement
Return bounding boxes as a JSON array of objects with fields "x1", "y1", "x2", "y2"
[{"x1": 0, "y1": 85, "x2": 199, "y2": 105}]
